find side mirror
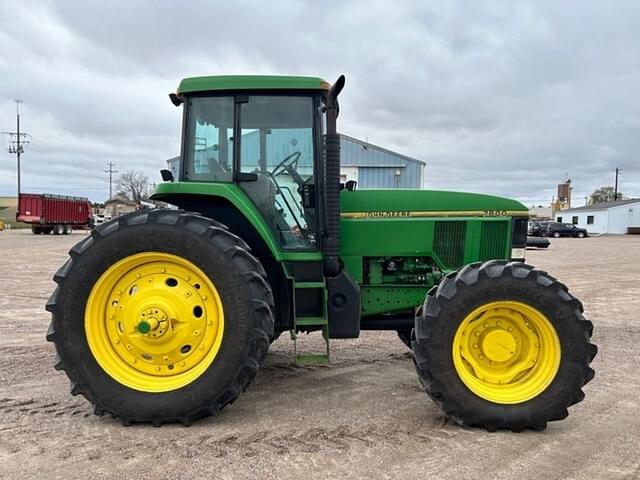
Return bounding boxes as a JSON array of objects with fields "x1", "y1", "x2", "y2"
[
  {"x1": 160, "y1": 169, "x2": 174, "y2": 182},
  {"x1": 169, "y1": 93, "x2": 183, "y2": 106}
]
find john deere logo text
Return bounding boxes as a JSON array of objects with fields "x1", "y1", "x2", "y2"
[{"x1": 364, "y1": 211, "x2": 411, "y2": 218}]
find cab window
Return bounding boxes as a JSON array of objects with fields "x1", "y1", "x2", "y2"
[
  {"x1": 183, "y1": 96, "x2": 234, "y2": 182},
  {"x1": 238, "y1": 95, "x2": 317, "y2": 250}
]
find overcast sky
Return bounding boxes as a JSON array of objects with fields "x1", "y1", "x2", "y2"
[{"x1": 1, "y1": 1, "x2": 639, "y2": 205}]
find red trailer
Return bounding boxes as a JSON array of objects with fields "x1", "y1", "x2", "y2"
[{"x1": 17, "y1": 193, "x2": 93, "y2": 235}]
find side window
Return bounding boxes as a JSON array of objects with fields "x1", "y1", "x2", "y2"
[
  {"x1": 184, "y1": 97, "x2": 234, "y2": 182},
  {"x1": 238, "y1": 96, "x2": 317, "y2": 250}
]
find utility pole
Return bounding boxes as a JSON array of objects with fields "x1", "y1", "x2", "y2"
[
  {"x1": 4, "y1": 100, "x2": 30, "y2": 196},
  {"x1": 614, "y1": 167, "x2": 621, "y2": 201},
  {"x1": 105, "y1": 162, "x2": 118, "y2": 200}
]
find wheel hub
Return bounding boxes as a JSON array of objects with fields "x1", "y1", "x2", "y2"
[
  {"x1": 481, "y1": 329, "x2": 517, "y2": 363},
  {"x1": 137, "y1": 307, "x2": 168, "y2": 336}
]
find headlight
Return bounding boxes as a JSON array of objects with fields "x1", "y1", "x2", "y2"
[{"x1": 511, "y1": 247, "x2": 526, "y2": 261}]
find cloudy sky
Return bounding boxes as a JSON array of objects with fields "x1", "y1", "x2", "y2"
[{"x1": 1, "y1": 1, "x2": 638, "y2": 205}]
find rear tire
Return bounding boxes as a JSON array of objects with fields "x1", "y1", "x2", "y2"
[
  {"x1": 577, "y1": 232, "x2": 585, "y2": 238},
  {"x1": 32, "y1": 225, "x2": 43, "y2": 235},
  {"x1": 53, "y1": 224, "x2": 64, "y2": 235},
  {"x1": 552, "y1": 231, "x2": 560, "y2": 238},
  {"x1": 46, "y1": 209, "x2": 274, "y2": 425},
  {"x1": 63, "y1": 224, "x2": 73, "y2": 235},
  {"x1": 412, "y1": 260, "x2": 596, "y2": 431}
]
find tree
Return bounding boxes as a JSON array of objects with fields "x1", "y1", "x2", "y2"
[
  {"x1": 116, "y1": 170, "x2": 150, "y2": 204},
  {"x1": 589, "y1": 186, "x2": 623, "y2": 204}
]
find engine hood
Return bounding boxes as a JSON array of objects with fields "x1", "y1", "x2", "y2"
[{"x1": 340, "y1": 189, "x2": 528, "y2": 218}]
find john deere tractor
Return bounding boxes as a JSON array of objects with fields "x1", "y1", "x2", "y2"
[{"x1": 46, "y1": 75, "x2": 596, "y2": 430}]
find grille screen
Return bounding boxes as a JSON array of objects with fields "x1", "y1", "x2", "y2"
[
  {"x1": 479, "y1": 221, "x2": 509, "y2": 261},
  {"x1": 434, "y1": 221, "x2": 466, "y2": 268}
]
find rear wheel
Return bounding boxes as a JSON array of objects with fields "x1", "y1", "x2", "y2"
[
  {"x1": 53, "y1": 224, "x2": 65, "y2": 235},
  {"x1": 31, "y1": 225, "x2": 43, "y2": 234},
  {"x1": 412, "y1": 260, "x2": 596, "y2": 431},
  {"x1": 577, "y1": 232, "x2": 585, "y2": 238},
  {"x1": 552, "y1": 231, "x2": 561, "y2": 238},
  {"x1": 63, "y1": 224, "x2": 73, "y2": 235},
  {"x1": 46, "y1": 210, "x2": 274, "y2": 425},
  {"x1": 42, "y1": 226, "x2": 53, "y2": 234}
]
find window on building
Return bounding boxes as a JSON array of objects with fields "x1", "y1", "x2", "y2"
[
  {"x1": 572, "y1": 216, "x2": 578, "y2": 224},
  {"x1": 587, "y1": 215, "x2": 594, "y2": 225},
  {"x1": 556, "y1": 216, "x2": 563, "y2": 223}
]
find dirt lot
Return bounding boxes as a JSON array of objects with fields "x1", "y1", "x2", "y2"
[{"x1": 0, "y1": 230, "x2": 638, "y2": 479}]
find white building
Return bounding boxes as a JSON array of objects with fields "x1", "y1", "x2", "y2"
[{"x1": 555, "y1": 199, "x2": 640, "y2": 234}]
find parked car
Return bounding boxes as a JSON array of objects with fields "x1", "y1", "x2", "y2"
[
  {"x1": 528, "y1": 221, "x2": 552, "y2": 236},
  {"x1": 541, "y1": 222, "x2": 588, "y2": 238},
  {"x1": 92, "y1": 213, "x2": 112, "y2": 227}
]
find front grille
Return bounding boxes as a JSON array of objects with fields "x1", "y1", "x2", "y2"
[
  {"x1": 479, "y1": 221, "x2": 509, "y2": 261},
  {"x1": 434, "y1": 221, "x2": 466, "y2": 268}
]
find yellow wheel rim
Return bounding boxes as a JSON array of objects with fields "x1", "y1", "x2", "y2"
[
  {"x1": 452, "y1": 301, "x2": 560, "y2": 404},
  {"x1": 85, "y1": 252, "x2": 224, "y2": 393}
]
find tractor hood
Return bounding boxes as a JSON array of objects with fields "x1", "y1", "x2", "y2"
[{"x1": 340, "y1": 189, "x2": 528, "y2": 219}]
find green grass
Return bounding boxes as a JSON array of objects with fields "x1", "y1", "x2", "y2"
[{"x1": 0, "y1": 207, "x2": 29, "y2": 229}]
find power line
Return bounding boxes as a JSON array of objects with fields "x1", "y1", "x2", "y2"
[
  {"x1": 3, "y1": 100, "x2": 31, "y2": 196},
  {"x1": 105, "y1": 161, "x2": 118, "y2": 200}
]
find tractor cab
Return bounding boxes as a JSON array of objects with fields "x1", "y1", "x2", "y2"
[{"x1": 170, "y1": 76, "x2": 336, "y2": 252}]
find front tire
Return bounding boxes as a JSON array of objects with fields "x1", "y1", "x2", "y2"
[
  {"x1": 46, "y1": 209, "x2": 274, "y2": 425},
  {"x1": 412, "y1": 260, "x2": 596, "y2": 431},
  {"x1": 552, "y1": 231, "x2": 561, "y2": 238}
]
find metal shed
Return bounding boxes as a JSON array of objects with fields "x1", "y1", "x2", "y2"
[{"x1": 339, "y1": 134, "x2": 426, "y2": 189}]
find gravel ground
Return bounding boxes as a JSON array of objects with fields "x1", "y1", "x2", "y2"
[{"x1": 0, "y1": 229, "x2": 638, "y2": 479}]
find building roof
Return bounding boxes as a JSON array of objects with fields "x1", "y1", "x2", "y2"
[
  {"x1": 105, "y1": 196, "x2": 137, "y2": 206},
  {"x1": 177, "y1": 75, "x2": 330, "y2": 95},
  {"x1": 559, "y1": 198, "x2": 640, "y2": 213},
  {"x1": 340, "y1": 134, "x2": 426, "y2": 166}
]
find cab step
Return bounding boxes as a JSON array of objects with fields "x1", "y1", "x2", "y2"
[{"x1": 291, "y1": 281, "x2": 330, "y2": 365}]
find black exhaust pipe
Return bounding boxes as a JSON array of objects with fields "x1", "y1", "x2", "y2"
[{"x1": 323, "y1": 75, "x2": 345, "y2": 276}]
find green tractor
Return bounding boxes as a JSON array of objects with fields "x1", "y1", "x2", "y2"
[{"x1": 46, "y1": 75, "x2": 596, "y2": 430}]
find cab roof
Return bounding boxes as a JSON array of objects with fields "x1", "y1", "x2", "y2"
[{"x1": 177, "y1": 75, "x2": 330, "y2": 94}]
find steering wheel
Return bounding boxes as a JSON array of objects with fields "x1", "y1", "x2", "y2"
[{"x1": 271, "y1": 151, "x2": 305, "y2": 187}]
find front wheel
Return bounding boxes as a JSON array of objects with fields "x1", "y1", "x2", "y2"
[
  {"x1": 552, "y1": 231, "x2": 561, "y2": 238},
  {"x1": 412, "y1": 260, "x2": 596, "y2": 431},
  {"x1": 46, "y1": 210, "x2": 274, "y2": 425}
]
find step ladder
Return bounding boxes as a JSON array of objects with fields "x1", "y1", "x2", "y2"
[{"x1": 290, "y1": 281, "x2": 330, "y2": 366}]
